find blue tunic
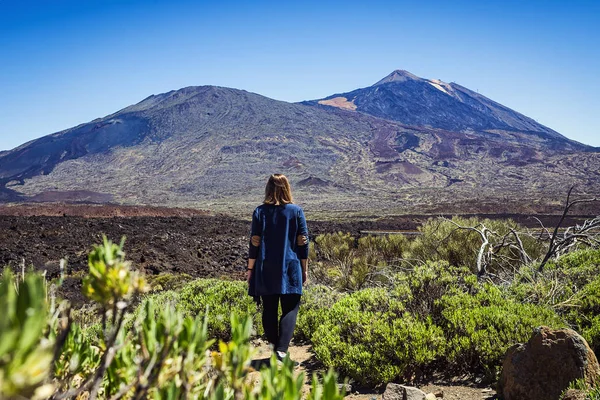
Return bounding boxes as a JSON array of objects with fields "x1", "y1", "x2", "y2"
[{"x1": 248, "y1": 203, "x2": 309, "y2": 296}]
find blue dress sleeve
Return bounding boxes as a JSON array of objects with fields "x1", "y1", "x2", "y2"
[
  {"x1": 248, "y1": 208, "x2": 262, "y2": 259},
  {"x1": 296, "y1": 207, "x2": 309, "y2": 259}
]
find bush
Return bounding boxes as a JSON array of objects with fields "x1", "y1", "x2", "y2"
[
  {"x1": 549, "y1": 248, "x2": 600, "y2": 289},
  {"x1": 567, "y1": 276, "x2": 600, "y2": 354},
  {"x1": 581, "y1": 315, "x2": 600, "y2": 355},
  {"x1": 312, "y1": 288, "x2": 446, "y2": 386},
  {"x1": 314, "y1": 232, "x2": 355, "y2": 262},
  {"x1": 408, "y1": 217, "x2": 543, "y2": 274},
  {"x1": 178, "y1": 278, "x2": 261, "y2": 341},
  {"x1": 510, "y1": 249, "x2": 600, "y2": 354},
  {"x1": 562, "y1": 379, "x2": 600, "y2": 400},
  {"x1": 510, "y1": 251, "x2": 599, "y2": 309},
  {"x1": 295, "y1": 285, "x2": 343, "y2": 342},
  {"x1": 146, "y1": 272, "x2": 193, "y2": 292},
  {"x1": 509, "y1": 265, "x2": 573, "y2": 307},
  {"x1": 310, "y1": 232, "x2": 357, "y2": 290},
  {"x1": 124, "y1": 289, "x2": 181, "y2": 331},
  {"x1": 357, "y1": 234, "x2": 408, "y2": 264},
  {"x1": 439, "y1": 282, "x2": 565, "y2": 374},
  {"x1": 392, "y1": 260, "x2": 475, "y2": 321},
  {"x1": 311, "y1": 233, "x2": 410, "y2": 291}
]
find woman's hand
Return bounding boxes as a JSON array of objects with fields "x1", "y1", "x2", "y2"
[
  {"x1": 301, "y1": 259, "x2": 308, "y2": 285},
  {"x1": 247, "y1": 259, "x2": 256, "y2": 284}
]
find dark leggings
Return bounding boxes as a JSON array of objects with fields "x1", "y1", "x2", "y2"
[{"x1": 261, "y1": 294, "x2": 301, "y2": 353}]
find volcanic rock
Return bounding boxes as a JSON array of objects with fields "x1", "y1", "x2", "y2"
[{"x1": 498, "y1": 326, "x2": 600, "y2": 400}]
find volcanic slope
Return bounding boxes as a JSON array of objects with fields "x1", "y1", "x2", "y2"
[
  {"x1": 307, "y1": 69, "x2": 571, "y2": 139},
  {"x1": 0, "y1": 74, "x2": 598, "y2": 215}
]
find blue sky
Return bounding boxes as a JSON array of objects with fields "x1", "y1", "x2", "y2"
[{"x1": 1, "y1": 0, "x2": 599, "y2": 150}]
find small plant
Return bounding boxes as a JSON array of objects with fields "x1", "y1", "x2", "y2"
[
  {"x1": 561, "y1": 379, "x2": 600, "y2": 400},
  {"x1": 314, "y1": 232, "x2": 355, "y2": 262},
  {"x1": 82, "y1": 236, "x2": 147, "y2": 307},
  {"x1": 0, "y1": 269, "x2": 54, "y2": 399}
]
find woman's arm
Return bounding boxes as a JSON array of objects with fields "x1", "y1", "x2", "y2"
[
  {"x1": 247, "y1": 209, "x2": 262, "y2": 282},
  {"x1": 247, "y1": 258, "x2": 256, "y2": 282},
  {"x1": 297, "y1": 208, "x2": 309, "y2": 284},
  {"x1": 300, "y1": 258, "x2": 308, "y2": 285}
]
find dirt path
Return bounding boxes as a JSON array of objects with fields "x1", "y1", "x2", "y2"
[{"x1": 249, "y1": 340, "x2": 498, "y2": 399}]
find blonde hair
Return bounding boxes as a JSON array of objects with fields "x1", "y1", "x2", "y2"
[{"x1": 264, "y1": 174, "x2": 294, "y2": 205}]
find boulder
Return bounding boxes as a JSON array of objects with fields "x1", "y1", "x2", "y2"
[
  {"x1": 498, "y1": 326, "x2": 600, "y2": 400},
  {"x1": 382, "y1": 383, "x2": 427, "y2": 400}
]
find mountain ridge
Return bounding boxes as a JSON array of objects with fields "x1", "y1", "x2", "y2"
[
  {"x1": 307, "y1": 70, "x2": 566, "y2": 140},
  {"x1": 0, "y1": 70, "x2": 598, "y2": 214}
]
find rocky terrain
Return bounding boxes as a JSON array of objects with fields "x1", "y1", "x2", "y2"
[{"x1": 0, "y1": 70, "x2": 598, "y2": 215}]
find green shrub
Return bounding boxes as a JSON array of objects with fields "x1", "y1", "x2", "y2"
[
  {"x1": 54, "y1": 323, "x2": 101, "y2": 385},
  {"x1": 510, "y1": 249, "x2": 600, "y2": 355},
  {"x1": 578, "y1": 277, "x2": 600, "y2": 318},
  {"x1": 312, "y1": 288, "x2": 445, "y2": 386},
  {"x1": 567, "y1": 276, "x2": 600, "y2": 354},
  {"x1": 408, "y1": 217, "x2": 483, "y2": 269},
  {"x1": 178, "y1": 278, "x2": 261, "y2": 341},
  {"x1": 70, "y1": 303, "x2": 102, "y2": 328},
  {"x1": 328, "y1": 253, "x2": 391, "y2": 291},
  {"x1": 509, "y1": 265, "x2": 572, "y2": 307},
  {"x1": 562, "y1": 379, "x2": 600, "y2": 400},
  {"x1": 0, "y1": 270, "x2": 53, "y2": 398},
  {"x1": 392, "y1": 260, "x2": 475, "y2": 320},
  {"x1": 408, "y1": 217, "x2": 543, "y2": 274},
  {"x1": 146, "y1": 272, "x2": 193, "y2": 292},
  {"x1": 295, "y1": 285, "x2": 343, "y2": 342},
  {"x1": 512, "y1": 249, "x2": 600, "y2": 305},
  {"x1": 314, "y1": 232, "x2": 355, "y2": 262},
  {"x1": 312, "y1": 233, "x2": 408, "y2": 291},
  {"x1": 581, "y1": 315, "x2": 600, "y2": 355},
  {"x1": 124, "y1": 289, "x2": 181, "y2": 331},
  {"x1": 510, "y1": 251, "x2": 599, "y2": 309},
  {"x1": 311, "y1": 232, "x2": 357, "y2": 290},
  {"x1": 549, "y1": 248, "x2": 600, "y2": 289},
  {"x1": 357, "y1": 234, "x2": 408, "y2": 264},
  {"x1": 439, "y1": 282, "x2": 565, "y2": 374}
]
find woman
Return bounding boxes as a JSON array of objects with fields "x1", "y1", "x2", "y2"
[{"x1": 247, "y1": 174, "x2": 309, "y2": 362}]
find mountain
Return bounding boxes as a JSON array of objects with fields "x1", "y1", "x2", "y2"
[
  {"x1": 305, "y1": 69, "x2": 568, "y2": 140},
  {"x1": 0, "y1": 72, "x2": 598, "y2": 215}
]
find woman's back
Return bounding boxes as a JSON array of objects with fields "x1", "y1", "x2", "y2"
[{"x1": 249, "y1": 203, "x2": 309, "y2": 296}]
